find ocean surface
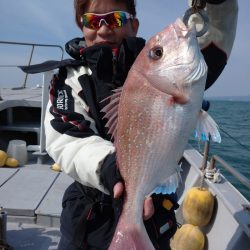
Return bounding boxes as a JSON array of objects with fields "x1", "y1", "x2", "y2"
[{"x1": 189, "y1": 100, "x2": 250, "y2": 201}]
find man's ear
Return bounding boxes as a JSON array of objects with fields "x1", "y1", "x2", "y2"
[{"x1": 131, "y1": 18, "x2": 139, "y2": 36}]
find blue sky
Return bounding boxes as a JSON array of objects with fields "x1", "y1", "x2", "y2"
[{"x1": 0, "y1": 0, "x2": 249, "y2": 97}]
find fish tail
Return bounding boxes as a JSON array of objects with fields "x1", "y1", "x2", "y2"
[{"x1": 108, "y1": 223, "x2": 154, "y2": 250}]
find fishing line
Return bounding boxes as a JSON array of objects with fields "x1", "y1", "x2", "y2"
[{"x1": 220, "y1": 127, "x2": 250, "y2": 152}]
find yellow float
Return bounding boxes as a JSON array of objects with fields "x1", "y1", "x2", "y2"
[
  {"x1": 170, "y1": 223, "x2": 205, "y2": 250},
  {"x1": 0, "y1": 149, "x2": 19, "y2": 167},
  {"x1": 5, "y1": 157, "x2": 19, "y2": 168},
  {"x1": 182, "y1": 186, "x2": 214, "y2": 227},
  {"x1": 51, "y1": 163, "x2": 61, "y2": 172},
  {"x1": 0, "y1": 150, "x2": 8, "y2": 167}
]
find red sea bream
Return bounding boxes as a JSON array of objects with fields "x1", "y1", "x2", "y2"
[{"x1": 104, "y1": 18, "x2": 208, "y2": 249}]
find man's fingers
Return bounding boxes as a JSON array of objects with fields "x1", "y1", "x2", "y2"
[
  {"x1": 143, "y1": 197, "x2": 155, "y2": 220},
  {"x1": 113, "y1": 182, "x2": 124, "y2": 198}
]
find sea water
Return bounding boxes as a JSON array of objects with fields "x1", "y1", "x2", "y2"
[{"x1": 190, "y1": 100, "x2": 250, "y2": 201}]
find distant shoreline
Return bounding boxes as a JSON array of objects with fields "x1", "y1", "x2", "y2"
[{"x1": 205, "y1": 96, "x2": 250, "y2": 102}]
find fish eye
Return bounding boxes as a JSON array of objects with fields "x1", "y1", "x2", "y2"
[{"x1": 149, "y1": 46, "x2": 163, "y2": 60}]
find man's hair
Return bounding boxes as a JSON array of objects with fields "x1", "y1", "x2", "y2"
[{"x1": 74, "y1": 0, "x2": 136, "y2": 29}]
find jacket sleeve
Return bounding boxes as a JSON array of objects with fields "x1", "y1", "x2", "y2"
[
  {"x1": 44, "y1": 65, "x2": 115, "y2": 194},
  {"x1": 189, "y1": 0, "x2": 238, "y2": 89}
]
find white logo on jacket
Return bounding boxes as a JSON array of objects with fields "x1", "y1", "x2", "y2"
[{"x1": 57, "y1": 90, "x2": 68, "y2": 110}]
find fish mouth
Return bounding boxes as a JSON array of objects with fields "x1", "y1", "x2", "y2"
[{"x1": 172, "y1": 18, "x2": 196, "y2": 41}]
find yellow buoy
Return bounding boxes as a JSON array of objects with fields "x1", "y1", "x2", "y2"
[
  {"x1": 5, "y1": 158, "x2": 19, "y2": 168},
  {"x1": 182, "y1": 187, "x2": 215, "y2": 227},
  {"x1": 51, "y1": 163, "x2": 61, "y2": 172},
  {"x1": 0, "y1": 150, "x2": 8, "y2": 167},
  {"x1": 170, "y1": 224, "x2": 205, "y2": 250}
]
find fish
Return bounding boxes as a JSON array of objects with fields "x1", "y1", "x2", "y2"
[{"x1": 102, "y1": 18, "x2": 209, "y2": 249}]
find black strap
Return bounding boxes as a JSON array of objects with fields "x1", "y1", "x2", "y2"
[{"x1": 18, "y1": 59, "x2": 83, "y2": 74}]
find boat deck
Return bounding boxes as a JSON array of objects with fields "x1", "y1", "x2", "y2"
[
  {"x1": 0, "y1": 164, "x2": 73, "y2": 226},
  {"x1": 0, "y1": 87, "x2": 43, "y2": 110},
  {"x1": 6, "y1": 222, "x2": 60, "y2": 250},
  {"x1": 0, "y1": 163, "x2": 73, "y2": 249}
]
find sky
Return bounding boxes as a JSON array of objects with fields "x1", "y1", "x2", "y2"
[{"x1": 0, "y1": 0, "x2": 249, "y2": 97}]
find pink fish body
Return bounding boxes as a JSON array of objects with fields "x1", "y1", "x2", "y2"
[{"x1": 106, "y1": 18, "x2": 208, "y2": 249}]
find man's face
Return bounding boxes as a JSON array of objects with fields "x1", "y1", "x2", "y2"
[{"x1": 82, "y1": 0, "x2": 139, "y2": 48}]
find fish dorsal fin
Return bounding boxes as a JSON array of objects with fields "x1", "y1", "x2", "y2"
[
  {"x1": 194, "y1": 110, "x2": 221, "y2": 143},
  {"x1": 101, "y1": 87, "x2": 123, "y2": 140}
]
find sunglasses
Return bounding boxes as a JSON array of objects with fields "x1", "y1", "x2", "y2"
[{"x1": 81, "y1": 11, "x2": 134, "y2": 30}]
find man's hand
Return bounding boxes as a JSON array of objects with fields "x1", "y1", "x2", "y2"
[
  {"x1": 101, "y1": 153, "x2": 155, "y2": 220},
  {"x1": 113, "y1": 181, "x2": 155, "y2": 220}
]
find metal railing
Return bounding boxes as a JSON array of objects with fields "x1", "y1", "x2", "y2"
[
  {"x1": 209, "y1": 154, "x2": 250, "y2": 190},
  {"x1": 0, "y1": 41, "x2": 64, "y2": 89},
  {"x1": 202, "y1": 139, "x2": 250, "y2": 190}
]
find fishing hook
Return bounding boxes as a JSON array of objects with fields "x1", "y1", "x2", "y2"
[{"x1": 183, "y1": 0, "x2": 209, "y2": 37}]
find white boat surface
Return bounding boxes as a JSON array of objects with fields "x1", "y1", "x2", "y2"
[{"x1": 0, "y1": 41, "x2": 249, "y2": 250}]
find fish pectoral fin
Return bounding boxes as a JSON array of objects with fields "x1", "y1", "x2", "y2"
[
  {"x1": 194, "y1": 110, "x2": 221, "y2": 143},
  {"x1": 151, "y1": 171, "x2": 180, "y2": 195}
]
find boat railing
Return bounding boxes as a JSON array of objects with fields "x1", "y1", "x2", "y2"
[
  {"x1": 0, "y1": 40, "x2": 64, "y2": 89},
  {"x1": 201, "y1": 139, "x2": 250, "y2": 191},
  {"x1": 23, "y1": 70, "x2": 54, "y2": 164},
  {"x1": 209, "y1": 154, "x2": 250, "y2": 190},
  {"x1": 0, "y1": 40, "x2": 62, "y2": 163}
]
